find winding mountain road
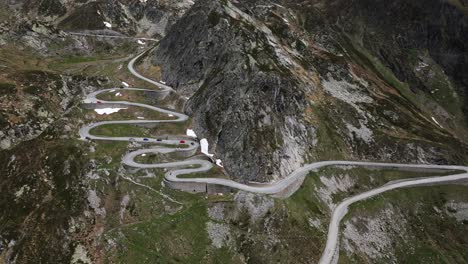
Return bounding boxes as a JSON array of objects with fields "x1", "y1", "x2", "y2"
[{"x1": 77, "y1": 32, "x2": 468, "y2": 264}]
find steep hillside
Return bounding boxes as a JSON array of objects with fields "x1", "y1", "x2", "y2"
[
  {"x1": 0, "y1": 3, "x2": 157, "y2": 261},
  {"x1": 152, "y1": 0, "x2": 468, "y2": 183},
  {"x1": 0, "y1": 0, "x2": 467, "y2": 263},
  {"x1": 9, "y1": 0, "x2": 194, "y2": 37}
]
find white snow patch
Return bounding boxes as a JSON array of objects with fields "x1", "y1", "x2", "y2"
[
  {"x1": 122, "y1": 81, "x2": 129, "y2": 87},
  {"x1": 103, "y1": 21, "x2": 112, "y2": 28},
  {"x1": 200, "y1": 138, "x2": 214, "y2": 157},
  {"x1": 186, "y1": 129, "x2": 197, "y2": 138},
  {"x1": 94, "y1": 108, "x2": 126, "y2": 115},
  {"x1": 431, "y1": 116, "x2": 443, "y2": 128}
]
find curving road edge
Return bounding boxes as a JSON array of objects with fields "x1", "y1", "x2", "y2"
[
  {"x1": 76, "y1": 33, "x2": 468, "y2": 264},
  {"x1": 318, "y1": 167, "x2": 468, "y2": 264}
]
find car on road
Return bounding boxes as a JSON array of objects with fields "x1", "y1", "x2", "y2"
[
  {"x1": 156, "y1": 139, "x2": 162, "y2": 142},
  {"x1": 85, "y1": 136, "x2": 91, "y2": 140},
  {"x1": 143, "y1": 138, "x2": 149, "y2": 141},
  {"x1": 96, "y1": 101, "x2": 102, "y2": 104},
  {"x1": 179, "y1": 140, "x2": 186, "y2": 144},
  {"x1": 190, "y1": 142, "x2": 195, "y2": 145}
]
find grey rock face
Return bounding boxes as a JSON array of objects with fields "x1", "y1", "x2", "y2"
[
  {"x1": 153, "y1": 0, "x2": 468, "y2": 182},
  {"x1": 154, "y1": 0, "x2": 317, "y2": 182},
  {"x1": 0, "y1": 72, "x2": 106, "y2": 150}
]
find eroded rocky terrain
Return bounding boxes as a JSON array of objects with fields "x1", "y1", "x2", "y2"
[
  {"x1": 0, "y1": 0, "x2": 467, "y2": 263},
  {"x1": 153, "y1": 0, "x2": 468, "y2": 183}
]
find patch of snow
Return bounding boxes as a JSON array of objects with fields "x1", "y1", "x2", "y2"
[
  {"x1": 94, "y1": 108, "x2": 127, "y2": 115},
  {"x1": 103, "y1": 21, "x2": 112, "y2": 28},
  {"x1": 186, "y1": 129, "x2": 197, "y2": 138},
  {"x1": 122, "y1": 81, "x2": 129, "y2": 87},
  {"x1": 431, "y1": 116, "x2": 443, "y2": 128},
  {"x1": 200, "y1": 138, "x2": 214, "y2": 157}
]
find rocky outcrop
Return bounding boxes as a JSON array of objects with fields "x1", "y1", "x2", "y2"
[
  {"x1": 0, "y1": 130, "x2": 90, "y2": 263},
  {"x1": 153, "y1": 0, "x2": 318, "y2": 182},
  {"x1": 0, "y1": 69, "x2": 108, "y2": 150},
  {"x1": 152, "y1": 0, "x2": 468, "y2": 182},
  {"x1": 16, "y1": 0, "x2": 195, "y2": 37}
]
